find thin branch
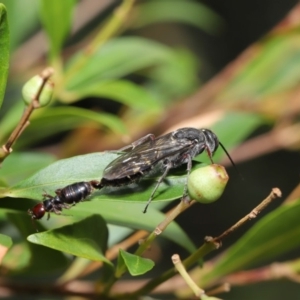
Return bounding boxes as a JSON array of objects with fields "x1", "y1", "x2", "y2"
[
  {"x1": 0, "y1": 67, "x2": 54, "y2": 162},
  {"x1": 213, "y1": 188, "x2": 282, "y2": 243},
  {"x1": 130, "y1": 188, "x2": 282, "y2": 297},
  {"x1": 224, "y1": 260, "x2": 300, "y2": 285},
  {"x1": 103, "y1": 197, "x2": 195, "y2": 295}
]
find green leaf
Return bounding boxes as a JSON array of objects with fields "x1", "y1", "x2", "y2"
[
  {"x1": 147, "y1": 49, "x2": 199, "y2": 100},
  {"x1": 6, "y1": 151, "x2": 204, "y2": 206},
  {"x1": 118, "y1": 249, "x2": 154, "y2": 276},
  {"x1": 71, "y1": 80, "x2": 162, "y2": 112},
  {"x1": 202, "y1": 199, "x2": 300, "y2": 285},
  {"x1": 8, "y1": 213, "x2": 69, "y2": 273},
  {"x1": 5, "y1": 152, "x2": 119, "y2": 199},
  {"x1": 0, "y1": 233, "x2": 12, "y2": 248},
  {"x1": 213, "y1": 112, "x2": 263, "y2": 146},
  {"x1": 0, "y1": 152, "x2": 56, "y2": 186},
  {"x1": 134, "y1": 0, "x2": 223, "y2": 34},
  {"x1": 71, "y1": 200, "x2": 196, "y2": 253},
  {"x1": 215, "y1": 34, "x2": 300, "y2": 103},
  {"x1": 0, "y1": 3, "x2": 10, "y2": 108},
  {"x1": 14, "y1": 107, "x2": 126, "y2": 148},
  {"x1": 33, "y1": 107, "x2": 126, "y2": 133},
  {"x1": 1, "y1": 0, "x2": 39, "y2": 50},
  {"x1": 65, "y1": 37, "x2": 174, "y2": 90},
  {"x1": 39, "y1": 0, "x2": 76, "y2": 59},
  {"x1": 6, "y1": 152, "x2": 195, "y2": 201},
  {"x1": 5, "y1": 152, "x2": 197, "y2": 253},
  {"x1": 28, "y1": 214, "x2": 112, "y2": 265}
]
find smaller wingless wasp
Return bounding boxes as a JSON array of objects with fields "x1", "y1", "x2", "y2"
[
  {"x1": 28, "y1": 127, "x2": 236, "y2": 221},
  {"x1": 28, "y1": 181, "x2": 100, "y2": 221}
]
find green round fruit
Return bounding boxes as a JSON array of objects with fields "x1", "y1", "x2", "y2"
[
  {"x1": 187, "y1": 164, "x2": 228, "y2": 203},
  {"x1": 22, "y1": 75, "x2": 53, "y2": 107}
]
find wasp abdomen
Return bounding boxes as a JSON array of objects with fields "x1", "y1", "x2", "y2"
[{"x1": 58, "y1": 182, "x2": 92, "y2": 204}]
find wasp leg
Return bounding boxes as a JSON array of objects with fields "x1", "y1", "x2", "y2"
[
  {"x1": 54, "y1": 188, "x2": 62, "y2": 196},
  {"x1": 42, "y1": 192, "x2": 53, "y2": 200},
  {"x1": 60, "y1": 203, "x2": 72, "y2": 209},
  {"x1": 205, "y1": 146, "x2": 214, "y2": 164},
  {"x1": 119, "y1": 133, "x2": 156, "y2": 151},
  {"x1": 143, "y1": 161, "x2": 172, "y2": 213},
  {"x1": 182, "y1": 154, "x2": 192, "y2": 198},
  {"x1": 52, "y1": 206, "x2": 63, "y2": 215}
]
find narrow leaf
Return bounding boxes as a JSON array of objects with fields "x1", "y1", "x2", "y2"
[
  {"x1": 1, "y1": 0, "x2": 39, "y2": 50},
  {"x1": 73, "y1": 80, "x2": 162, "y2": 112},
  {"x1": 202, "y1": 200, "x2": 300, "y2": 284},
  {"x1": 134, "y1": 0, "x2": 223, "y2": 33},
  {"x1": 65, "y1": 37, "x2": 173, "y2": 90},
  {"x1": 0, "y1": 4, "x2": 10, "y2": 108},
  {"x1": 14, "y1": 107, "x2": 126, "y2": 148},
  {"x1": 39, "y1": 0, "x2": 76, "y2": 59},
  {"x1": 32, "y1": 107, "x2": 127, "y2": 133}
]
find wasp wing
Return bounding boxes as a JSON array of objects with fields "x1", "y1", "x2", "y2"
[{"x1": 103, "y1": 132, "x2": 194, "y2": 179}]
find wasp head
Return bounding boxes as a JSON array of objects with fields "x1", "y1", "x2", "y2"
[{"x1": 201, "y1": 129, "x2": 219, "y2": 155}]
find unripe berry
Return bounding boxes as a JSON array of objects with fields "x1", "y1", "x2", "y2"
[{"x1": 188, "y1": 164, "x2": 228, "y2": 203}]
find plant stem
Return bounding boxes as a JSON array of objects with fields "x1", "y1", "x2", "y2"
[
  {"x1": 129, "y1": 188, "x2": 282, "y2": 298},
  {"x1": 172, "y1": 254, "x2": 205, "y2": 298},
  {"x1": 213, "y1": 187, "x2": 282, "y2": 243},
  {"x1": 0, "y1": 67, "x2": 54, "y2": 163},
  {"x1": 105, "y1": 197, "x2": 195, "y2": 295}
]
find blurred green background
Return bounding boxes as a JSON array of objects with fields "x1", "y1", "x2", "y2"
[{"x1": 0, "y1": 0, "x2": 300, "y2": 299}]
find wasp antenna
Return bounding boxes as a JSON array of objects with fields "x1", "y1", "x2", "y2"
[{"x1": 219, "y1": 142, "x2": 243, "y2": 180}]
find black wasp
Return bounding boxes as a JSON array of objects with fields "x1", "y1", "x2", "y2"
[
  {"x1": 100, "y1": 127, "x2": 236, "y2": 213},
  {"x1": 28, "y1": 180, "x2": 100, "y2": 221},
  {"x1": 28, "y1": 127, "x2": 236, "y2": 221}
]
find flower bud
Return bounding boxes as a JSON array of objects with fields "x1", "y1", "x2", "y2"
[
  {"x1": 22, "y1": 75, "x2": 53, "y2": 107},
  {"x1": 188, "y1": 164, "x2": 228, "y2": 203}
]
